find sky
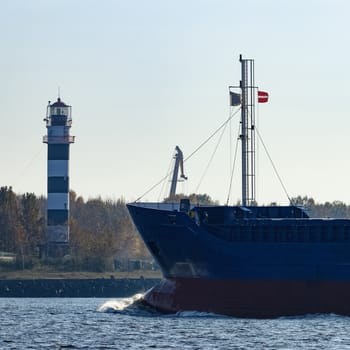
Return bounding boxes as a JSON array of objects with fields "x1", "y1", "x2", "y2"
[{"x1": 1, "y1": 0, "x2": 350, "y2": 205}]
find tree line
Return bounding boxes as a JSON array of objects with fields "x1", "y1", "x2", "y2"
[
  {"x1": 0, "y1": 186, "x2": 149, "y2": 271},
  {"x1": 290, "y1": 195, "x2": 350, "y2": 218},
  {"x1": 2, "y1": 186, "x2": 350, "y2": 272}
]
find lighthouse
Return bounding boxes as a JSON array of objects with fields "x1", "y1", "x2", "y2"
[{"x1": 43, "y1": 97, "x2": 75, "y2": 256}]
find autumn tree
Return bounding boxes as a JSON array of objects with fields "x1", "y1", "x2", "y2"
[
  {"x1": 69, "y1": 194, "x2": 149, "y2": 271},
  {"x1": 0, "y1": 186, "x2": 24, "y2": 253},
  {"x1": 20, "y1": 193, "x2": 45, "y2": 256}
]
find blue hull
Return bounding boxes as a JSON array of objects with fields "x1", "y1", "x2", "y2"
[{"x1": 127, "y1": 203, "x2": 350, "y2": 317}]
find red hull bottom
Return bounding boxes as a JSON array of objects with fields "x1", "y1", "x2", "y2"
[{"x1": 142, "y1": 278, "x2": 350, "y2": 318}]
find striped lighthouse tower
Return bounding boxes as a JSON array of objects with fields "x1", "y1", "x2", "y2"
[{"x1": 43, "y1": 97, "x2": 75, "y2": 256}]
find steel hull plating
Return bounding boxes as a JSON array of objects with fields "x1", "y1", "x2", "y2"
[
  {"x1": 127, "y1": 203, "x2": 350, "y2": 317},
  {"x1": 143, "y1": 278, "x2": 350, "y2": 318}
]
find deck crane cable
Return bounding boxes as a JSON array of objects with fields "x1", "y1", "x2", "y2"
[
  {"x1": 134, "y1": 107, "x2": 242, "y2": 202},
  {"x1": 157, "y1": 152, "x2": 176, "y2": 202},
  {"x1": 255, "y1": 126, "x2": 293, "y2": 204}
]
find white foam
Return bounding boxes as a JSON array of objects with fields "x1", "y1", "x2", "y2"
[{"x1": 97, "y1": 293, "x2": 144, "y2": 313}]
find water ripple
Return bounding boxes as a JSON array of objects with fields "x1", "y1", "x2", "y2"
[{"x1": 2, "y1": 298, "x2": 350, "y2": 349}]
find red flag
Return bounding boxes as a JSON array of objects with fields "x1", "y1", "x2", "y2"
[{"x1": 258, "y1": 90, "x2": 269, "y2": 103}]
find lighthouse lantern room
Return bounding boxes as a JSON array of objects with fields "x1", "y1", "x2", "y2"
[{"x1": 43, "y1": 97, "x2": 75, "y2": 256}]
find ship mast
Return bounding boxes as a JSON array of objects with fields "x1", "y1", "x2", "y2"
[{"x1": 240, "y1": 55, "x2": 256, "y2": 206}]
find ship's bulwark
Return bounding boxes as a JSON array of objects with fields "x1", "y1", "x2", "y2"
[
  {"x1": 143, "y1": 278, "x2": 350, "y2": 318},
  {"x1": 127, "y1": 203, "x2": 350, "y2": 318}
]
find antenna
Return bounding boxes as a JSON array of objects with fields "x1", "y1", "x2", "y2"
[{"x1": 58, "y1": 86, "x2": 61, "y2": 98}]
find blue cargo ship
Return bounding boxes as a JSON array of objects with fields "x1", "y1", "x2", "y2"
[{"x1": 127, "y1": 56, "x2": 350, "y2": 318}]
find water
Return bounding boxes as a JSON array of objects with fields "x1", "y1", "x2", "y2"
[{"x1": 1, "y1": 297, "x2": 350, "y2": 349}]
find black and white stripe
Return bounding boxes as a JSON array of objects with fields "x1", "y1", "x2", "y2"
[{"x1": 43, "y1": 98, "x2": 74, "y2": 244}]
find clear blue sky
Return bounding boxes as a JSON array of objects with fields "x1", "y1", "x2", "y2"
[{"x1": 1, "y1": 0, "x2": 350, "y2": 205}]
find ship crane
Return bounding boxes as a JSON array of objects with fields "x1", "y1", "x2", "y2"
[{"x1": 169, "y1": 146, "x2": 187, "y2": 199}]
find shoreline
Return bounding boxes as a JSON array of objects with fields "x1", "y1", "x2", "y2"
[
  {"x1": 0, "y1": 269, "x2": 162, "y2": 280},
  {"x1": 0, "y1": 270, "x2": 162, "y2": 297},
  {"x1": 0, "y1": 277, "x2": 161, "y2": 298}
]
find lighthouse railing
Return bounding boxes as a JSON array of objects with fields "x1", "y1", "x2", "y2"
[{"x1": 43, "y1": 135, "x2": 75, "y2": 144}]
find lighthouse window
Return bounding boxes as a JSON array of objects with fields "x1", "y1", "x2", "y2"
[{"x1": 57, "y1": 108, "x2": 61, "y2": 115}]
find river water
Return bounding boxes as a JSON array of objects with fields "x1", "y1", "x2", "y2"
[{"x1": 1, "y1": 296, "x2": 350, "y2": 349}]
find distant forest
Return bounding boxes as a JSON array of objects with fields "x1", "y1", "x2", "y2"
[
  {"x1": 288, "y1": 195, "x2": 350, "y2": 218},
  {"x1": 0, "y1": 186, "x2": 150, "y2": 272},
  {"x1": 0, "y1": 187, "x2": 217, "y2": 272},
  {"x1": 1, "y1": 186, "x2": 350, "y2": 272}
]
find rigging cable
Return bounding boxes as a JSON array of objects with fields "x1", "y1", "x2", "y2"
[
  {"x1": 255, "y1": 126, "x2": 293, "y2": 204},
  {"x1": 183, "y1": 107, "x2": 241, "y2": 163},
  {"x1": 134, "y1": 107, "x2": 241, "y2": 202},
  {"x1": 135, "y1": 173, "x2": 170, "y2": 203},
  {"x1": 194, "y1": 116, "x2": 229, "y2": 193},
  {"x1": 14, "y1": 147, "x2": 44, "y2": 189},
  {"x1": 226, "y1": 121, "x2": 240, "y2": 206}
]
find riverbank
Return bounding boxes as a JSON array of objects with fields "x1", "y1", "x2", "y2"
[
  {"x1": 0, "y1": 269, "x2": 162, "y2": 280},
  {"x1": 0, "y1": 278, "x2": 161, "y2": 297},
  {"x1": 0, "y1": 270, "x2": 162, "y2": 297}
]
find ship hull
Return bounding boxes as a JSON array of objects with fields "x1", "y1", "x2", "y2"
[
  {"x1": 127, "y1": 203, "x2": 350, "y2": 318},
  {"x1": 143, "y1": 278, "x2": 350, "y2": 318}
]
